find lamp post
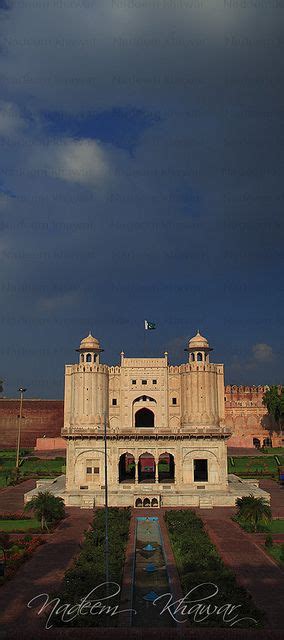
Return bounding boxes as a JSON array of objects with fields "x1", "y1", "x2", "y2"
[
  {"x1": 16, "y1": 387, "x2": 26, "y2": 470},
  {"x1": 104, "y1": 413, "x2": 109, "y2": 585}
]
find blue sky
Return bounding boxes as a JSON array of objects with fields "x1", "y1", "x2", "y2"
[{"x1": 0, "y1": 2, "x2": 283, "y2": 397}]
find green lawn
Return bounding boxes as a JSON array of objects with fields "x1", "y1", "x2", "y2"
[
  {"x1": 267, "y1": 545, "x2": 284, "y2": 565},
  {"x1": 0, "y1": 455, "x2": 66, "y2": 487},
  {"x1": 269, "y1": 519, "x2": 284, "y2": 533},
  {"x1": 228, "y1": 455, "x2": 284, "y2": 476},
  {"x1": 233, "y1": 517, "x2": 284, "y2": 534},
  {"x1": 0, "y1": 518, "x2": 41, "y2": 532}
]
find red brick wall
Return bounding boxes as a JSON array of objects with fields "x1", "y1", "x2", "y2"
[
  {"x1": 224, "y1": 385, "x2": 283, "y2": 448},
  {"x1": 0, "y1": 387, "x2": 283, "y2": 450},
  {"x1": 0, "y1": 399, "x2": 64, "y2": 449}
]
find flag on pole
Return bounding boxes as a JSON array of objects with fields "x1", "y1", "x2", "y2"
[{"x1": 144, "y1": 320, "x2": 156, "y2": 330}]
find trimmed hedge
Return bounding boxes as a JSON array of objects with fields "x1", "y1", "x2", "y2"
[
  {"x1": 54, "y1": 507, "x2": 131, "y2": 628},
  {"x1": 165, "y1": 510, "x2": 265, "y2": 628}
]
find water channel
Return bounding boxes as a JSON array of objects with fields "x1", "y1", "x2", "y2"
[{"x1": 131, "y1": 516, "x2": 175, "y2": 627}]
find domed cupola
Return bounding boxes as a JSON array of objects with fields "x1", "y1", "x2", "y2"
[
  {"x1": 185, "y1": 330, "x2": 212, "y2": 363},
  {"x1": 76, "y1": 332, "x2": 103, "y2": 364}
]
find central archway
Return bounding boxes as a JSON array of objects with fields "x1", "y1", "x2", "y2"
[
  {"x1": 138, "y1": 452, "x2": 155, "y2": 483},
  {"x1": 135, "y1": 408, "x2": 155, "y2": 428}
]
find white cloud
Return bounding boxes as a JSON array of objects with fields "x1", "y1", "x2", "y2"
[
  {"x1": 252, "y1": 343, "x2": 274, "y2": 363},
  {"x1": 53, "y1": 139, "x2": 110, "y2": 186},
  {"x1": 24, "y1": 137, "x2": 115, "y2": 188},
  {"x1": 229, "y1": 343, "x2": 275, "y2": 374},
  {"x1": 37, "y1": 291, "x2": 80, "y2": 312}
]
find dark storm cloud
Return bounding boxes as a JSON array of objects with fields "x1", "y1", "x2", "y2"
[{"x1": 0, "y1": 1, "x2": 283, "y2": 395}]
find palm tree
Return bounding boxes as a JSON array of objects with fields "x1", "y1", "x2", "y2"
[
  {"x1": 236, "y1": 495, "x2": 272, "y2": 532},
  {"x1": 24, "y1": 491, "x2": 65, "y2": 532}
]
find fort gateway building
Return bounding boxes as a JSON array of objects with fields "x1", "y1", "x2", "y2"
[{"x1": 25, "y1": 331, "x2": 270, "y2": 508}]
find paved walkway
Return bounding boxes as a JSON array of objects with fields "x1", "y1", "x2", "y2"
[
  {"x1": 0, "y1": 479, "x2": 36, "y2": 514},
  {"x1": 198, "y1": 508, "x2": 284, "y2": 630},
  {"x1": 228, "y1": 448, "x2": 264, "y2": 456},
  {"x1": 259, "y1": 479, "x2": 284, "y2": 518},
  {"x1": 0, "y1": 507, "x2": 92, "y2": 633}
]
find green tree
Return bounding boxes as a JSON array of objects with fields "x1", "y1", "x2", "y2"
[
  {"x1": 236, "y1": 495, "x2": 272, "y2": 532},
  {"x1": 262, "y1": 385, "x2": 284, "y2": 424},
  {"x1": 24, "y1": 491, "x2": 65, "y2": 531}
]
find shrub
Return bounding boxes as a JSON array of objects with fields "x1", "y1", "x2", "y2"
[
  {"x1": 265, "y1": 534, "x2": 273, "y2": 548},
  {"x1": 235, "y1": 495, "x2": 272, "y2": 532},
  {"x1": 24, "y1": 491, "x2": 65, "y2": 531},
  {"x1": 55, "y1": 507, "x2": 131, "y2": 627},
  {"x1": 165, "y1": 509, "x2": 264, "y2": 628}
]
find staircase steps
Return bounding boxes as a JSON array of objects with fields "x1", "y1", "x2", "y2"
[{"x1": 199, "y1": 496, "x2": 213, "y2": 509}]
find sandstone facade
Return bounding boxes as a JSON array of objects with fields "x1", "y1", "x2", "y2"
[{"x1": 54, "y1": 332, "x2": 270, "y2": 508}]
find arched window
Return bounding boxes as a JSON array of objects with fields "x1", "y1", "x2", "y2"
[
  {"x1": 158, "y1": 453, "x2": 175, "y2": 483},
  {"x1": 197, "y1": 352, "x2": 203, "y2": 362},
  {"x1": 151, "y1": 498, "x2": 158, "y2": 507},
  {"x1": 133, "y1": 396, "x2": 156, "y2": 404},
  {"x1": 80, "y1": 353, "x2": 84, "y2": 362},
  {"x1": 191, "y1": 353, "x2": 195, "y2": 361},
  {"x1": 86, "y1": 353, "x2": 92, "y2": 363},
  {"x1": 143, "y1": 497, "x2": 150, "y2": 507},
  {"x1": 135, "y1": 408, "x2": 155, "y2": 428},
  {"x1": 118, "y1": 452, "x2": 135, "y2": 483},
  {"x1": 135, "y1": 498, "x2": 142, "y2": 508},
  {"x1": 263, "y1": 437, "x2": 272, "y2": 448}
]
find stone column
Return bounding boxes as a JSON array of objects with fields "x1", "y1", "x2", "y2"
[
  {"x1": 135, "y1": 462, "x2": 139, "y2": 484},
  {"x1": 155, "y1": 459, "x2": 159, "y2": 484}
]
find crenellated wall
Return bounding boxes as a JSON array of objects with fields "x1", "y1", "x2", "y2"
[
  {"x1": 224, "y1": 385, "x2": 283, "y2": 448},
  {"x1": 1, "y1": 385, "x2": 283, "y2": 450}
]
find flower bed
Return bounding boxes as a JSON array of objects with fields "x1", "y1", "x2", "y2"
[
  {"x1": 165, "y1": 509, "x2": 264, "y2": 628},
  {"x1": 0, "y1": 534, "x2": 44, "y2": 585}
]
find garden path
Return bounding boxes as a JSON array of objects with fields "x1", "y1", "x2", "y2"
[
  {"x1": 259, "y1": 479, "x2": 284, "y2": 517},
  {"x1": 0, "y1": 480, "x2": 36, "y2": 514},
  {"x1": 0, "y1": 507, "x2": 92, "y2": 633},
  {"x1": 197, "y1": 507, "x2": 284, "y2": 629}
]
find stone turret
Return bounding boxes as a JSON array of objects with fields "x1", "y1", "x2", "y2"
[
  {"x1": 181, "y1": 331, "x2": 225, "y2": 429},
  {"x1": 63, "y1": 332, "x2": 109, "y2": 431}
]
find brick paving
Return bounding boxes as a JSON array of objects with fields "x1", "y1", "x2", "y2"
[
  {"x1": 228, "y1": 448, "x2": 264, "y2": 457},
  {"x1": 259, "y1": 479, "x2": 284, "y2": 518},
  {"x1": 0, "y1": 479, "x2": 36, "y2": 514},
  {"x1": 0, "y1": 507, "x2": 92, "y2": 633},
  {"x1": 197, "y1": 507, "x2": 284, "y2": 630},
  {"x1": 0, "y1": 481, "x2": 283, "y2": 637},
  {"x1": 0, "y1": 503, "x2": 283, "y2": 639}
]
